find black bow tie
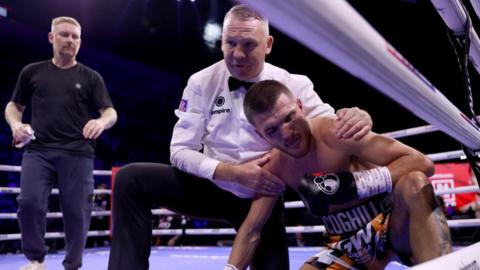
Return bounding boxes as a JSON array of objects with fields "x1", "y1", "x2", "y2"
[{"x1": 228, "y1": 77, "x2": 255, "y2": 91}]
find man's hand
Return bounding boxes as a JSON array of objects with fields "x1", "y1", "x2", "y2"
[
  {"x1": 11, "y1": 122, "x2": 35, "y2": 146},
  {"x1": 215, "y1": 154, "x2": 285, "y2": 196},
  {"x1": 83, "y1": 119, "x2": 106, "y2": 139},
  {"x1": 335, "y1": 107, "x2": 372, "y2": 140}
]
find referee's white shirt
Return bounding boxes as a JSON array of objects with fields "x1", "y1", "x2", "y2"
[{"x1": 171, "y1": 60, "x2": 335, "y2": 198}]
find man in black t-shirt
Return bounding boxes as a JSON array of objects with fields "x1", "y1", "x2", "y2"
[{"x1": 4, "y1": 16, "x2": 117, "y2": 270}]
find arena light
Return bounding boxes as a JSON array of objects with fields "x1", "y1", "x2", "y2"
[
  {"x1": 0, "y1": 6, "x2": 7, "y2": 17},
  {"x1": 203, "y1": 20, "x2": 222, "y2": 49}
]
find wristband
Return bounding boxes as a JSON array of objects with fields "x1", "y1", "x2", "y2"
[{"x1": 353, "y1": 166, "x2": 392, "y2": 198}]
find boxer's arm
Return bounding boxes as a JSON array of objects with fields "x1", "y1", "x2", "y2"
[
  {"x1": 297, "y1": 119, "x2": 434, "y2": 210},
  {"x1": 226, "y1": 196, "x2": 277, "y2": 270},
  {"x1": 317, "y1": 118, "x2": 434, "y2": 181},
  {"x1": 346, "y1": 132, "x2": 435, "y2": 180},
  {"x1": 226, "y1": 151, "x2": 289, "y2": 269}
]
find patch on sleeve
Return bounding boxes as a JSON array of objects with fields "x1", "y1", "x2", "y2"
[{"x1": 179, "y1": 99, "x2": 188, "y2": 112}]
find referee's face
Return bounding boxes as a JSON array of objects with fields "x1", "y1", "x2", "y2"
[
  {"x1": 221, "y1": 16, "x2": 273, "y2": 81},
  {"x1": 49, "y1": 22, "x2": 82, "y2": 60}
]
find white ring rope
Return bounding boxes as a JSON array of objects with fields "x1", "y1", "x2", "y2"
[
  {"x1": 1, "y1": 3, "x2": 479, "y2": 267},
  {"x1": 0, "y1": 210, "x2": 112, "y2": 219},
  {"x1": 0, "y1": 165, "x2": 112, "y2": 176},
  {"x1": 0, "y1": 184, "x2": 477, "y2": 220},
  {"x1": 383, "y1": 116, "x2": 479, "y2": 139},
  {"x1": 1, "y1": 123, "x2": 478, "y2": 241},
  {"x1": 238, "y1": 0, "x2": 480, "y2": 149},
  {"x1": 434, "y1": 185, "x2": 480, "y2": 195},
  {"x1": 0, "y1": 164, "x2": 478, "y2": 240},
  {"x1": 410, "y1": 241, "x2": 480, "y2": 269},
  {"x1": 0, "y1": 219, "x2": 479, "y2": 241},
  {"x1": 383, "y1": 125, "x2": 439, "y2": 139},
  {"x1": 471, "y1": 0, "x2": 480, "y2": 22},
  {"x1": 2, "y1": 183, "x2": 477, "y2": 196},
  {"x1": 0, "y1": 145, "x2": 475, "y2": 191},
  {"x1": 0, "y1": 187, "x2": 111, "y2": 195},
  {"x1": 0, "y1": 231, "x2": 111, "y2": 241},
  {"x1": 428, "y1": 150, "x2": 466, "y2": 162},
  {"x1": 1, "y1": 160, "x2": 477, "y2": 240},
  {"x1": 284, "y1": 185, "x2": 480, "y2": 209},
  {"x1": 431, "y1": 0, "x2": 480, "y2": 75}
]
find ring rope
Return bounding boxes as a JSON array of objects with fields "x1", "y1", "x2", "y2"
[
  {"x1": 0, "y1": 133, "x2": 478, "y2": 244},
  {"x1": 409, "y1": 241, "x2": 480, "y2": 269},
  {"x1": 2, "y1": 184, "x2": 476, "y2": 196},
  {"x1": 0, "y1": 187, "x2": 111, "y2": 195},
  {"x1": 1, "y1": 220, "x2": 479, "y2": 242},
  {"x1": 237, "y1": 0, "x2": 480, "y2": 149},
  {"x1": 427, "y1": 150, "x2": 468, "y2": 162},
  {"x1": 383, "y1": 117, "x2": 480, "y2": 139},
  {"x1": 383, "y1": 124, "x2": 438, "y2": 139},
  {"x1": 0, "y1": 185, "x2": 477, "y2": 220},
  {"x1": 285, "y1": 185, "x2": 479, "y2": 209},
  {"x1": 0, "y1": 165, "x2": 112, "y2": 176},
  {"x1": 0, "y1": 147, "x2": 474, "y2": 195},
  {"x1": 0, "y1": 147, "x2": 474, "y2": 185}
]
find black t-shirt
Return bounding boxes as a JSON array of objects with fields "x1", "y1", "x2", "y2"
[{"x1": 11, "y1": 60, "x2": 114, "y2": 157}]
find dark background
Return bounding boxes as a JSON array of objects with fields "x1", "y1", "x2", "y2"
[
  {"x1": 1, "y1": 0, "x2": 480, "y2": 250},
  {"x1": 0, "y1": 0, "x2": 478, "y2": 169}
]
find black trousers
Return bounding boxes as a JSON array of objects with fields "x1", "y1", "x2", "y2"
[
  {"x1": 18, "y1": 149, "x2": 94, "y2": 270},
  {"x1": 108, "y1": 163, "x2": 289, "y2": 270}
]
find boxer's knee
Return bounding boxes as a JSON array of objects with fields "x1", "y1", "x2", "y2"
[{"x1": 394, "y1": 171, "x2": 437, "y2": 210}]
